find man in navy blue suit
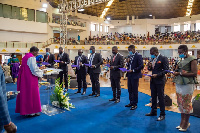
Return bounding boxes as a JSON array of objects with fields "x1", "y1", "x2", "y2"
[
  {"x1": 74, "y1": 49, "x2": 88, "y2": 95},
  {"x1": 125, "y1": 45, "x2": 144, "y2": 110},
  {"x1": 145, "y1": 47, "x2": 169, "y2": 121}
]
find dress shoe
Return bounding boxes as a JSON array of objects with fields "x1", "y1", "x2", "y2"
[
  {"x1": 64, "y1": 88, "x2": 68, "y2": 92},
  {"x1": 89, "y1": 93, "x2": 96, "y2": 96},
  {"x1": 130, "y1": 105, "x2": 137, "y2": 110},
  {"x1": 125, "y1": 104, "x2": 132, "y2": 107},
  {"x1": 115, "y1": 99, "x2": 120, "y2": 103},
  {"x1": 35, "y1": 113, "x2": 41, "y2": 116},
  {"x1": 176, "y1": 126, "x2": 181, "y2": 129},
  {"x1": 81, "y1": 92, "x2": 86, "y2": 95},
  {"x1": 157, "y1": 115, "x2": 165, "y2": 121},
  {"x1": 109, "y1": 98, "x2": 116, "y2": 101},
  {"x1": 95, "y1": 94, "x2": 100, "y2": 97},
  {"x1": 179, "y1": 123, "x2": 190, "y2": 132},
  {"x1": 145, "y1": 112, "x2": 157, "y2": 116},
  {"x1": 74, "y1": 91, "x2": 81, "y2": 94}
]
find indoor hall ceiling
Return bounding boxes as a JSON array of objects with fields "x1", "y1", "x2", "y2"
[{"x1": 47, "y1": 0, "x2": 200, "y2": 20}]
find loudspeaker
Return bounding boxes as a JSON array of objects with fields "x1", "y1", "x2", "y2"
[
  {"x1": 5, "y1": 76, "x2": 12, "y2": 83},
  {"x1": 70, "y1": 79, "x2": 78, "y2": 88},
  {"x1": 191, "y1": 96, "x2": 200, "y2": 117},
  {"x1": 150, "y1": 94, "x2": 172, "y2": 107},
  {"x1": 164, "y1": 94, "x2": 172, "y2": 106}
]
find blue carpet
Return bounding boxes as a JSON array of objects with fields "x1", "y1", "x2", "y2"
[{"x1": 5, "y1": 83, "x2": 200, "y2": 133}]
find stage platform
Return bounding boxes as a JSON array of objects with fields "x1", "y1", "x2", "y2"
[{"x1": 5, "y1": 83, "x2": 200, "y2": 133}]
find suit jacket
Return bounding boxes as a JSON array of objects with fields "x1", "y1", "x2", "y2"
[
  {"x1": 0, "y1": 66, "x2": 11, "y2": 126},
  {"x1": 110, "y1": 53, "x2": 124, "y2": 78},
  {"x1": 44, "y1": 54, "x2": 55, "y2": 68},
  {"x1": 126, "y1": 52, "x2": 144, "y2": 79},
  {"x1": 148, "y1": 54, "x2": 169, "y2": 84},
  {"x1": 74, "y1": 55, "x2": 88, "y2": 75},
  {"x1": 57, "y1": 52, "x2": 70, "y2": 71},
  {"x1": 88, "y1": 53, "x2": 103, "y2": 74}
]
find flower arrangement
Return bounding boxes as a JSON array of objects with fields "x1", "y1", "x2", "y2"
[{"x1": 50, "y1": 78, "x2": 75, "y2": 111}]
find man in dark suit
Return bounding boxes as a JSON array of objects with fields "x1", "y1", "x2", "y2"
[
  {"x1": 44, "y1": 48, "x2": 55, "y2": 68},
  {"x1": 57, "y1": 47, "x2": 70, "y2": 91},
  {"x1": 88, "y1": 46, "x2": 103, "y2": 97},
  {"x1": 109, "y1": 46, "x2": 124, "y2": 103},
  {"x1": 145, "y1": 47, "x2": 169, "y2": 121},
  {"x1": 74, "y1": 49, "x2": 88, "y2": 95},
  {"x1": 125, "y1": 45, "x2": 143, "y2": 110}
]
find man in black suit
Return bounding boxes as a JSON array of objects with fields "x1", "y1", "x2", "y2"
[
  {"x1": 74, "y1": 49, "x2": 88, "y2": 95},
  {"x1": 57, "y1": 47, "x2": 70, "y2": 91},
  {"x1": 109, "y1": 46, "x2": 124, "y2": 103},
  {"x1": 44, "y1": 48, "x2": 55, "y2": 68},
  {"x1": 125, "y1": 45, "x2": 143, "y2": 110},
  {"x1": 145, "y1": 47, "x2": 169, "y2": 121},
  {"x1": 88, "y1": 46, "x2": 103, "y2": 97}
]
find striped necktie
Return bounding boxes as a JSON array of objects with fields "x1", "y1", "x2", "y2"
[{"x1": 130, "y1": 55, "x2": 134, "y2": 70}]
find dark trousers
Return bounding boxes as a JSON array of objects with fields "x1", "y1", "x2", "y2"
[
  {"x1": 110, "y1": 76, "x2": 121, "y2": 99},
  {"x1": 89, "y1": 72, "x2": 100, "y2": 94},
  {"x1": 77, "y1": 71, "x2": 87, "y2": 92},
  {"x1": 59, "y1": 70, "x2": 68, "y2": 89},
  {"x1": 128, "y1": 78, "x2": 139, "y2": 106},
  {"x1": 150, "y1": 83, "x2": 165, "y2": 116}
]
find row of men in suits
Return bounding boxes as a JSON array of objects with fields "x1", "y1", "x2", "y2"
[
  {"x1": 74, "y1": 45, "x2": 168, "y2": 121},
  {"x1": 44, "y1": 47, "x2": 70, "y2": 91},
  {"x1": 74, "y1": 46, "x2": 103, "y2": 97}
]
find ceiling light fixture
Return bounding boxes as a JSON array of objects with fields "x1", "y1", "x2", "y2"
[
  {"x1": 42, "y1": 4, "x2": 48, "y2": 8},
  {"x1": 107, "y1": 17, "x2": 110, "y2": 20},
  {"x1": 100, "y1": 0, "x2": 115, "y2": 18},
  {"x1": 186, "y1": 0, "x2": 194, "y2": 16},
  {"x1": 78, "y1": 9, "x2": 85, "y2": 12}
]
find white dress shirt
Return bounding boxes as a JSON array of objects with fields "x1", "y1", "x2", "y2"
[{"x1": 27, "y1": 57, "x2": 43, "y2": 78}]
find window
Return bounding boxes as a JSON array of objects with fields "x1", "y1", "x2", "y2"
[
  {"x1": 105, "y1": 26, "x2": 109, "y2": 32},
  {"x1": 0, "y1": 4, "x2": 3, "y2": 17},
  {"x1": 184, "y1": 24, "x2": 190, "y2": 31},
  {"x1": 36, "y1": 10, "x2": 48, "y2": 23},
  {"x1": 12, "y1": 6, "x2": 20, "y2": 19},
  {"x1": 3, "y1": 4, "x2": 12, "y2": 18},
  {"x1": 20, "y1": 8, "x2": 28, "y2": 21},
  {"x1": 174, "y1": 25, "x2": 180, "y2": 32},
  {"x1": 196, "y1": 23, "x2": 200, "y2": 31},
  {"x1": 100, "y1": 25, "x2": 102, "y2": 32},
  {"x1": 27, "y1": 9, "x2": 35, "y2": 21},
  {"x1": 96, "y1": 24, "x2": 99, "y2": 31},
  {"x1": 91, "y1": 24, "x2": 95, "y2": 31}
]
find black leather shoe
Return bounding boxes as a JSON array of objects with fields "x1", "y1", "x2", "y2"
[
  {"x1": 115, "y1": 99, "x2": 120, "y2": 103},
  {"x1": 75, "y1": 91, "x2": 81, "y2": 94},
  {"x1": 130, "y1": 105, "x2": 137, "y2": 110},
  {"x1": 89, "y1": 93, "x2": 96, "y2": 96},
  {"x1": 125, "y1": 104, "x2": 132, "y2": 107},
  {"x1": 95, "y1": 94, "x2": 100, "y2": 97},
  {"x1": 81, "y1": 92, "x2": 86, "y2": 95},
  {"x1": 109, "y1": 98, "x2": 116, "y2": 101},
  {"x1": 145, "y1": 112, "x2": 157, "y2": 116},
  {"x1": 157, "y1": 115, "x2": 165, "y2": 121}
]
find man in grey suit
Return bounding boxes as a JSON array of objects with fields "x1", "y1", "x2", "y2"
[
  {"x1": 0, "y1": 66, "x2": 17, "y2": 133},
  {"x1": 109, "y1": 46, "x2": 124, "y2": 103},
  {"x1": 88, "y1": 46, "x2": 103, "y2": 97}
]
